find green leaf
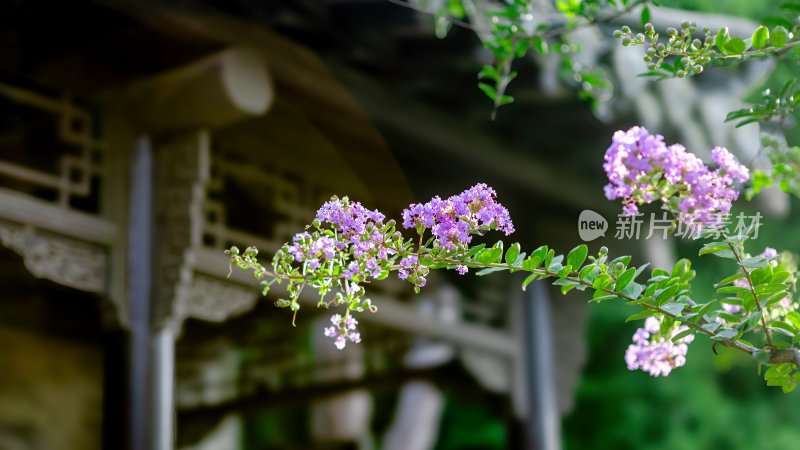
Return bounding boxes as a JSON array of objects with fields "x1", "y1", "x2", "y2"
[
  {"x1": 771, "y1": 26, "x2": 789, "y2": 48},
  {"x1": 716, "y1": 272, "x2": 747, "y2": 287},
  {"x1": 532, "y1": 36, "x2": 549, "y2": 55},
  {"x1": 616, "y1": 267, "x2": 636, "y2": 292},
  {"x1": 671, "y1": 259, "x2": 690, "y2": 278},
  {"x1": 478, "y1": 82, "x2": 497, "y2": 101},
  {"x1": 717, "y1": 285, "x2": 751, "y2": 294},
  {"x1": 544, "y1": 249, "x2": 555, "y2": 270},
  {"x1": 772, "y1": 270, "x2": 792, "y2": 284},
  {"x1": 771, "y1": 322, "x2": 796, "y2": 337},
  {"x1": 466, "y1": 244, "x2": 487, "y2": 259},
  {"x1": 478, "y1": 65, "x2": 500, "y2": 82},
  {"x1": 763, "y1": 291, "x2": 791, "y2": 308},
  {"x1": 522, "y1": 256, "x2": 543, "y2": 271},
  {"x1": 779, "y1": 78, "x2": 797, "y2": 98},
  {"x1": 477, "y1": 247, "x2": 503, "y2": 265},
  {"x1": 714, "y1": 328, "x2": 738, "y2": 340},
  {"x1": 740, "y1": 256, "x2": 768, "y2": 269},
  {"x1": 567, "y1": 244, "x2": 588, "y2": 270},
  {"x1": 592, "y1": 273, "x2": 613, "y2": 290},
  {"x1": 699, "y1": 242, "x2": 734, "y2": 258},
  {"x1": 522, "y1": 273, "x2": 538, "y2": 291},
  {"x1": 715, "y1": 27, "x2": 730, "y2": 50},
  {"x1": 560, "y1": 282, "x2": 578, "y2": 294},
  {"x1": 693, "y1": 301, "x2": 716, "y2": 318},
  {"x1": 672, "y1": 328, "x2": 695, "y2": 343},
  {"x1": 579, "y1": 264, "x2": 599, "y2": 283},
  {"x1": 661, "y1": 302, "x2": 685, "y2": 316},
  {"x1": 505, "y1": 243, "x2": 521, "y2": 265},
  {"x1": 640, "y1": 6, "x2": 651, "y2": 28},
  {"x1": 610, "y1": 255, "x2": 632, "y2": 267},
  {"x1": 590, "y1": 294, "x2": 619, "y2": 303},
  {"x1": 786, "y1": 311, "x2": 800, "y2": 329},
  {"x1": 752, "y1": 26, "x2": 769, "y2": 49},
  {"x1": 723, "y1": 37, "x2": 746, "y2": 55},
  {"x1": 626, "y1": 309, "x2": 656, "y2": 322},
  {"x1": 755, "y1": 284, "x2": 787, "y2": 296},
  {"x1": 531, "y1": 245, "x2": 548, "y2": 261},
  {"x1": 476, "y1": 267, "x2": 507, "y2": 276},
  {"x1": 655, "y1": 284, "x2": 680, "y2": 305},
  {"x1": 498, "y1": 95, "x2": 514, "y2": 106},
  {"x1": 623, "y1": 282, "x2": 646, "y2": 301},
  {"x1": 633, "y1": 263, "x2": 650, "y2": 280}
]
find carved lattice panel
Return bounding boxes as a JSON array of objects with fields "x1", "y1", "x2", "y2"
[
  {"x1": 0, "y1": 82, "x2": 105, "y2": 213},
  {"x1": 201, "y1": 150, "x2": 321, "y2": 254}
]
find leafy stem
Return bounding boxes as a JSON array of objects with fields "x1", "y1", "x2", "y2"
[
  {"x1": 437, "y1": 256, "x2": 756, "y2": 355},
  {"x1": 727, "y1": 241, "x2": 775, "y2": 348}
]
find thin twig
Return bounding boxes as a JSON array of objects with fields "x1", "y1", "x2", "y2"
[
  {"x1": 386, "y1": 0, "x2": 475, "y2": 30},
  {"x1": 727, "y1": 241, "x2": 774, "y2": 348}
]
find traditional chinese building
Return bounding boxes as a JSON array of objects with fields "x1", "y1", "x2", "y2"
[{"x1": 0, "y1": 1, "x2": 771, "y2": 450}]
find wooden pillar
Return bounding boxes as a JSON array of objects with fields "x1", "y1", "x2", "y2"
[
  {"x1": 152, "y1": 326, "x2": 177, "y2": 450},
  {"x1": 127, "y1": 137, "x2": 156, "y2": 450},
  {"x1": 112, "y1": 45, "x2": 273, "y2": 450},
  {"x1": 524, "y1": 282, "x2": 561, "y2": 450}
]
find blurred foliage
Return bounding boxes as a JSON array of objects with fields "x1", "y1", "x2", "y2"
[
  {"x1": 658, "y1": 0, "x2": 775, "y2": 18},
  {"x1": 563, "y1": 199, "x2": 800, "y2": 449},
  {"x1": 434, "y1": 399, "x2": 507, "y2": 450}
]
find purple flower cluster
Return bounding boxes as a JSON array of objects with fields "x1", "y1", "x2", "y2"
[
  {"x1": 397, "y1": 255, "x2": 419, "y2": 282},
  {"x1": 286, "y1": 232, "x2": 337, "y2": 270},
  {"x1": 308, "y1": 197, "x2": 397, "y2": 284},
  {"x1": 603, "y1": 127, "x2": 749, "y2": 226},
  {"x1": 324, "y1": 314, "x2": 361, "y2": 350},
  {"x1": 625, "y1": 316, "x2": 694, "y2": 377},
  {"x1": 315, "y1": 198, "x2": 389, "y2": 258},
  {"x1": 277, "y1": 186, "x2": 516, "y2": 349},
  {"x1": 402, "y1": 183, "x2": 514, "y2": 251}
]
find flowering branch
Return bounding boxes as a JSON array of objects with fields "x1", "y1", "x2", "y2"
[{"x1": 227, "y1": 127, "x2": 800, "y2": 391}]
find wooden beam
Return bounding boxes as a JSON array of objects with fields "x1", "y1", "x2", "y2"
[
  {"x1": 111, "y1": 47, "x2": 274, "y2": 133},
  {"x1": 0, "y1": 187, "x2": 116, "y2": 245}
]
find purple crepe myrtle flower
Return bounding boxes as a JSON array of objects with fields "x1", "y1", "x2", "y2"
[
  {"x1": 712, "y1": 147, "x2": 750, "y2": 184},
  {"x1": 604, "y1": 127, "x2": 749, "y2": 228},
  {"x1": 401, "y1": 183, "x2": 514, "y2": 251},
  {"x1": 762, "y1": 247, "x2": 778, "y2": 261},
  {"x1": 287, "y1": 233, "x2": 339, "y2": 266},
  {"x1": 288, "y1": 196, "x2": 400, "y2": 287},
  {"x1": 400, "y1": 256, "x2": 417, "y2": 268},
  {"x1": 324, "y1": 314, "x2": 362, "y2": 349},
  {"x1": 625, "y1": 316, "x2": 694, "y2": 377},
  {"x1": 316, "y1": 198, "x2": 385, "y2": 238}
]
